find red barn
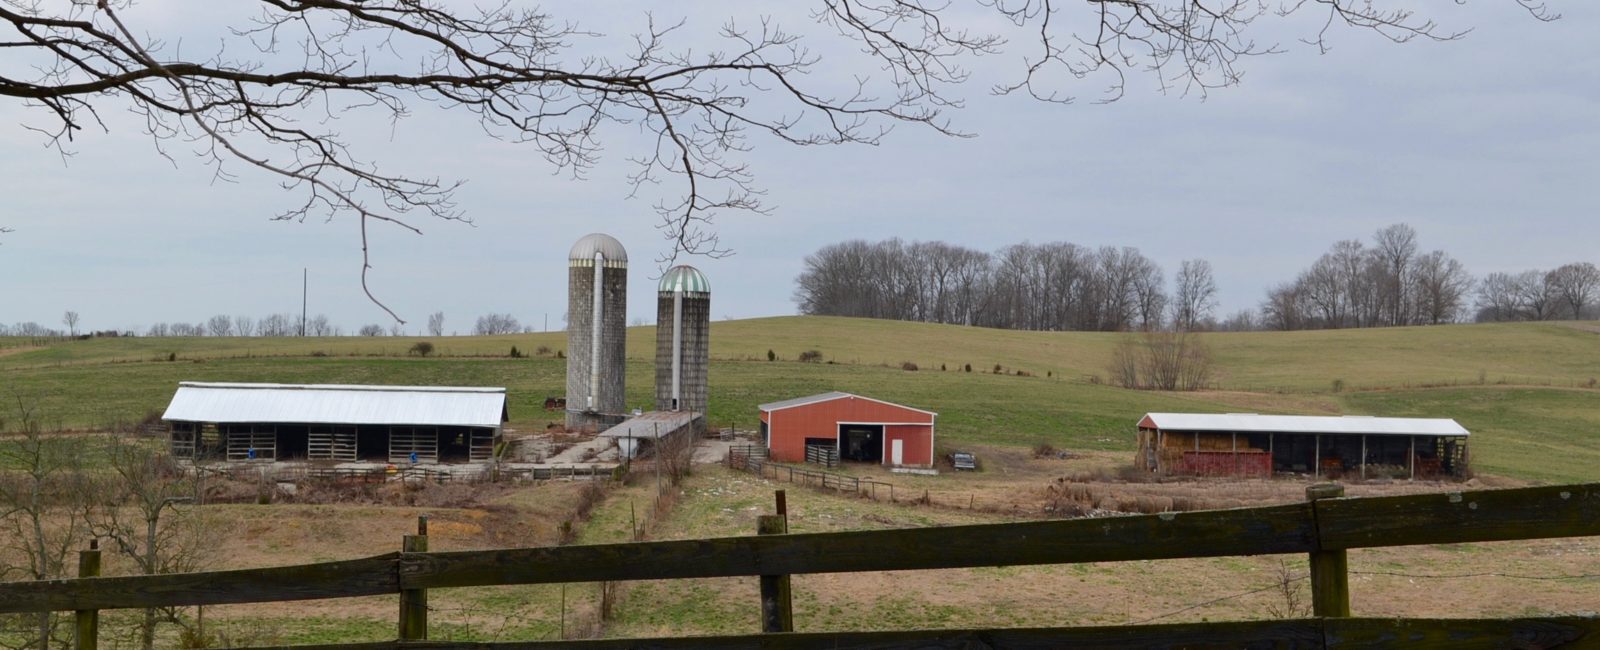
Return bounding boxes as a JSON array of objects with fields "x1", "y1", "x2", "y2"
[{"x1": 757, "y1": 392, "x2": 937, "y2": 467}]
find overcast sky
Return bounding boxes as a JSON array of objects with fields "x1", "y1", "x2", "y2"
[{"x1": 2, "y1": 2, "x2": 1596, "y2": 333}]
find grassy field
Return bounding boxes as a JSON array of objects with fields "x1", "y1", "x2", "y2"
[
  {"x1": 3, "y1": 316, "x2": 1598, "y2": 481},
  {"x1": 2, "y1": 315, "x2": 1598, "y2": 644}
]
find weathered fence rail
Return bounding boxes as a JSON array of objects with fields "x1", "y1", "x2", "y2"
[{"x1": 1, "y1": 482, "x2": 1596, "y2": 648}]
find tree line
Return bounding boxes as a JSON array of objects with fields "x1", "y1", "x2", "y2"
[
  {"x1": 1261, "y1": 224, "x2": 1599, "y2": 330},
  {"x1": 794, "y1": 226, "x2": 1598, "y2": 333},
  {"x1": 793, "y1": 239, "x2": 1217, "y2": 332},
  {"x1": 0, "y1": 311, "x2": 547, "y2": 339}
]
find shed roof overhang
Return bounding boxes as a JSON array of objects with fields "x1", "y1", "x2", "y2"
[
  {"x1": 162, "y1": 382, "x2": 508, "y2": 428},
  {"x1": 1139, "y1": 412, "x2": 1469, "y2": 437}
]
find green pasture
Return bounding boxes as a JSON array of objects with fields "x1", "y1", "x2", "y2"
[{"x1": 2, "y1": 317, "x2": 1597, "y2": 482}]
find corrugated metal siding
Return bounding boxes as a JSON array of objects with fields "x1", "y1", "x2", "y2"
[
  {"x1": 766, "y1": 395, "x2": 935, "y2": 465},
  {"x1": 1140, "y1": 413, "x2": 1468, "y2": 437},
  {"x1": 884, "y1": 423, "x2": 935, "y2": 467},
  {"x1": 162, "y1": 383, "x2": 507, "y2": 427}
]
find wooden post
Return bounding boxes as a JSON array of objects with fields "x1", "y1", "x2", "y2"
[
  {"x1": 399, "y1": 516, "x2": 429, "y2": 640},
  {"x1": 775, "y1": 490, "x2": 788, "y2": 532},
  {"x1": 1361, "y1": 435, "x2": 1369, "y2": 480},
  {"x1": 75, "y1": 539, "x2": 101, "y2": 650},
  {"x1": 1408, "y1": 436, "x2": 1416, "y2": 479},
  {"x1": 757, "y1": 515, "x2": 793, "y2": 633},
  {"x1": 1314, "y1": 434, "x2": 1321, "y2": 478},
  {"x1": 1306, "y1": 484, "x2": 1350, "y2": 617}
]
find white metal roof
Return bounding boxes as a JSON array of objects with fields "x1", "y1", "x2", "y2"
[
  {"x1": 757, "y1": 391, "x2": 937, "y2": 417},
  {"x1": 598, "y1": 411, "x2": 699, "y2": 439},
  {"x1": 1139, "y1": 413, "x2": 1469, "y2": 437},
  {"x1": 162, "y1": 382, "x2": 508, "y2": 428}
]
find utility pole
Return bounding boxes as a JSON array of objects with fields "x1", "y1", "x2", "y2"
[{"x1": 301, "y1": 268, "x2": 308, "y2": 337}]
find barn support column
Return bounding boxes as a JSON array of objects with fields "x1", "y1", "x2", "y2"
[
  {"x1": 1408, "y1": 436, "x2": 1416, "y2": 479},
  {"x1": 1268, "y1": 434, "x2": 1275, "y2": 473},
  {"x1": 1231, "y1": 432, "x2": 1238, "y2": 475},
  {"x1": 1360, "y1": 435, "x2": 1367, "y2": 480},
  {"x1": 1314, "y1": 434, "x2": 1321, "y2": 478}
]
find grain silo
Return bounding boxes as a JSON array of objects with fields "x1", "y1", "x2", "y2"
[
  {"x1": 655, "y1": 265, "x2": 710, "y2": 416},
  {"x1": 566, "y1": 233, "x2": 628, "y2": 430}
]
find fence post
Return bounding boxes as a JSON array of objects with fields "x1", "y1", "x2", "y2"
[
  {"x1": 399, "y1": 516, "x2": 429, "y2": 640},
  {"x1": 1306, "y1": 483, "x2": 1350, "y2": 617},
  {"x1": 757, "y1": 515, "x2": 793, "y2": 633},
  {"x1": 74, "y1": 539, "x2": 101, "y2": 650}
]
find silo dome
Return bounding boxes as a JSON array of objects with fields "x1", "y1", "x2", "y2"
[
  {"x1": 569, "y1": 233, "x2": 628, "y2": 265},
  {"x1": 658, "y1": 265, "x2": 710, "y2": 294}
]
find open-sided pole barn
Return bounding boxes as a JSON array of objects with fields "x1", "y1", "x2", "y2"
[
  {"x1": 758, "y1": 392, "x2": 937, "y2": 468},
  {"x1": 162, "y1": 382, "x2": 507, "y2": 464},
  {"x1": 1136, "y1": 413, "x2": 1470, "y2": 479}
]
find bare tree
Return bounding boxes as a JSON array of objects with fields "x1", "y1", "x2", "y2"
[
  {"x1": 0, "y1": 2, "x2": 1552, "y2": 317},
  {"x1": 61, "y1": 310, "x2": 79, "y2": 337},
  {"x1": 427, "y1": 312, "x2": 446, "y2": 337},
  {"x1": 305, "y1": 314, "x2": 335, "y2": 337},
  {"x1": 1171, "y1": 259, "x2": 1218, "y2": 331},
  {"x1": 233, "y1": 315, "x2": 256, "y2": 337},
  {"x1": 205, "y1": 315, "x2": 233, "y2": 337},
  {"x1": 0, "y1": 395, "x2": 89, "y2": 649},
  {"x1": 87, "y1": 442, "x2": 211, "y2": 650},
  {"x1": 474, "y1": 313, "x2": 521, "y2": 336},
  {"x1": 258, "y1": 313, "x2": 295, "y2": 337},
  {"x1": 1546, "y1": 262, "x2": 1600, "y2": 320},
  {"x1": 1106, "y1": 331, "x2": 1213, "y2": 391},
  {"x1": 1371, "y1": 223, "x2": 1419, "y2": 327},
  {"x1": 1412, "y1": 251, "x2": 1474, "y2": 325}
]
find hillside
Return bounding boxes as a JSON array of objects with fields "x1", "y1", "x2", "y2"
[{"x1": 3, "y1": 317, "x2": 1598, "y2": 481}]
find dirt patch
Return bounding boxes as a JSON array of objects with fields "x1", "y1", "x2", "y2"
[{"x1": 0, "y1": 346, "x2": 39, "y2": 358}]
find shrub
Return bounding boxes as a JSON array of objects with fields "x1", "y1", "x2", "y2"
[
  {"x1": 964, "y1": 363, "x2": 972, "y2": 373},
  {"x1": 166, "y1": 352, "x2": 177, "y2": 362},
  {"x1": 1331, "y1": 378, "x2": 1345, "y2": 393},
  {"x1": 1015, "y1": 369, "x2": 1032, "y2": 377},
  {"x1": 767, "y1": 349, "x2": 776, "y2": 362},
  {"x1": 556, "y1": 350, "x2": 565, "y2": 358},
  {"x1": 536, "y1": 345, "x2": 552, "y2": 355},
  {"x1": 940, "y1": 363, "x2": 947, "y2": 371},
  {"x1": 798, "y1": 350, "x2": 823, "y2": 363},
  {"x1": 1032, "y1": 442, "x2": 1057, "y2": 458},
  {"x1": 510, "y1": 345, "x2": 523, "y2": 358},
  {"x1": 900, "y1": 361, "x2": 919, "y2": 371},
  {"x1": 409, "y1": 341, "x2": 435, "y2": 357},
  {"x1": 992, "y1": 363, "x2": 1003, "y2": 374}
]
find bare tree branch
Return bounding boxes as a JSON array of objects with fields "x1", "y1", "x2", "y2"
[{"x1": 0, "y1": 1, "x2": 1555, "y2": 316}]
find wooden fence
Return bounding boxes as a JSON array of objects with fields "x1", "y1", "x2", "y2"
[
  {"x1": 729, "y1": 446, "x2": 877, "y2": 495},
  {"x1": 1, "y1": 482, "x2": 1597, "y2": 648}
]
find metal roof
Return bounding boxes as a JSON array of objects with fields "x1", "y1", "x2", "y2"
[
  {"x1": 758, "y1": 391, "x2": 937, "y2": 416},
  {"x1": 658, "y1": 265, "x2": 710, "y2": 294},
  {"x1": 1139, "y1": 413, "x2": 1469, "y2": 437},
  {"x1": 598, "y1": 411, "x2": 698, "y2": 439},
  {"x1": 162, "y1": 382, "x2": 508, "y2": 427},
  {"x1": 568, "y1": 233, "x2": 628, "y2": 265}
]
